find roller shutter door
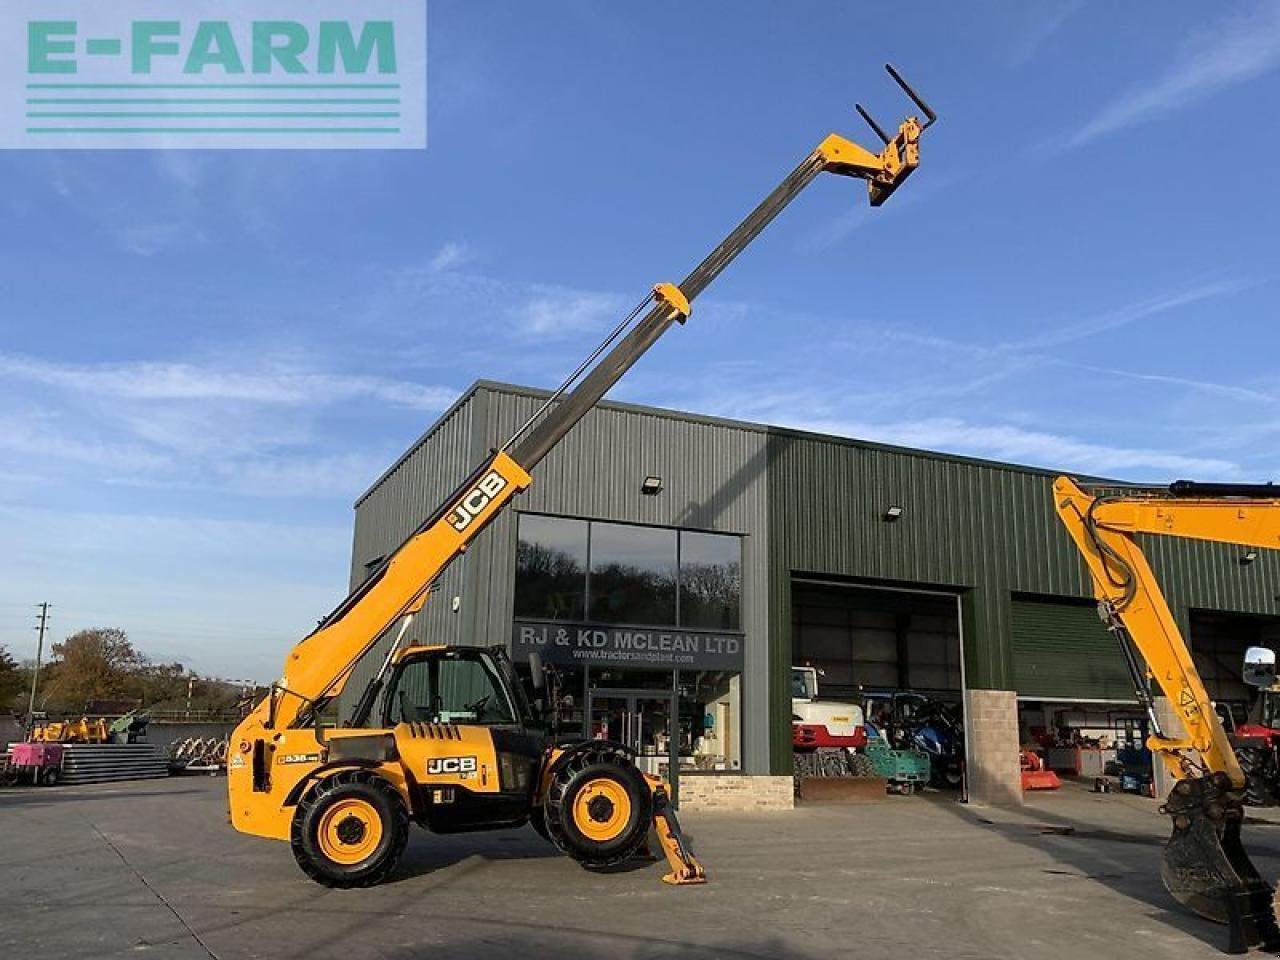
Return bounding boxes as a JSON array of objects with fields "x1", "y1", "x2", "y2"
[{"x1": 1011, "y1": 598, "x2": 1135, "y2": 701}]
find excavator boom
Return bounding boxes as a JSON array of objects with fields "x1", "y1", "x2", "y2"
[{"x1": 1054, "y1": 476, "x2": 1280, "y2": 953}]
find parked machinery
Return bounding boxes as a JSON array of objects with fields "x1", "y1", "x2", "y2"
[
  {"x1": 791, "y1": 666, "x2": 874, "y2": 782},
  {"x1": 168, "y1": 736, "x2": 230, "y2": 775},
  {"x1": 1219, "y1": 685, "x2": 1280, "y2": 808},
  {"x1": 863, "y1": 691, "x2": 964, "y2": 789},
  {"x1": 1054, "y1": 476, "x2": 1280, "y2": 951},
  {"x1": 31, "y1": 716, "x2": 110, "y2": 744}
]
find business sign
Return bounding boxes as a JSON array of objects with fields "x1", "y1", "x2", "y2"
[
  {"x1": 0, "y1": 0, "x2": 426, "y2": 149},
  {"x1": 512, "y1": 621, "x2": 745, "y2": 672}
]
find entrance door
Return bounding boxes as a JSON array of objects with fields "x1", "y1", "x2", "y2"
[{"x1": 585, "y1": 687, "x2": 680, "y2": 803}]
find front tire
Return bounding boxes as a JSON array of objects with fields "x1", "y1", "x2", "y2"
[
  {"x1": 545, "y1": 750, "x2": 652, "y2": 869},
  {"x1": 290, "y1": 771, "x2": 409, "y2": 888}
]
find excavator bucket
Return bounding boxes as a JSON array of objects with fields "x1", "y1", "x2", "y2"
[{"x1": 1162, "y1": 774, "x2": 1280, "y2": 954}]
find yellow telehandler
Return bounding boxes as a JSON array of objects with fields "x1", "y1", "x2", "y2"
[
  {"x1": 1055, "y1": 477, "x2": 1280, "y2": 953},
  {"x1": 227, "y1": 65, "x2": 937, "y2": 889}
]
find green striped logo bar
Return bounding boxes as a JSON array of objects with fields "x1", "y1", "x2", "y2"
[{"x1": 2, "y1": 1, "x2": 426, "y2": 149}]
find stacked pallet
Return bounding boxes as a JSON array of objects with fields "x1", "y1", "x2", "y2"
[{"x1": 59, "y1": 743, "x2": 169, "y2": 785}]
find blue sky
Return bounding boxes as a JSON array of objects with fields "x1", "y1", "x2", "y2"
[{"x1": 3, "y1": 2, "x2": 1279, "y2": 680}]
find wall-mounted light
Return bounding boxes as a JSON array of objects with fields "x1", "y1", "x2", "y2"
[
  {"x1": 883, "y1": 505, "x2": 904, "y2": 522},
  {"x1": 1241, "y1": 551, "x2": 1259, "y2": 565},
  {"x1": 641, "y1": 475, "x2": 664, "y2": 496}
]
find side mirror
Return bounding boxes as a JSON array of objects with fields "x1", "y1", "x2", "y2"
[
  {"x1": 1244, "y1": 646, "x2": 1277, "y2": 688},
  {"x1": 529, "y1": 651, "x2": 545, "y2": 691}
]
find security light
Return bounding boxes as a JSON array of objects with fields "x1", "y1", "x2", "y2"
[
  {"x1": 641, "y1": 476, "x2": 664, "y2": 496},
  {"x1": 1241, "y1": 551, "x2": 1259, "y2": 565},
  {"x1": 883, "y1": 505, "x2": 904, "y2": 522}
]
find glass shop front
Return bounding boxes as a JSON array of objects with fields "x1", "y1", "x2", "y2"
[{"x1": 510, "y1": 513, "x2": 745, "y2": 795}]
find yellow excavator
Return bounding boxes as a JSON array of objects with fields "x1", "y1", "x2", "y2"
[
  {"x1": 1055, "y1": 477, "x2": 1280, "y2": 954},
  {"x1": 227, "y1": 65, "x2": 937, "y2": 888}
]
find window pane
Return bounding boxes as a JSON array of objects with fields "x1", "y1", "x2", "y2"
[
  {"x1": 437, "y1": 656, "x2": 514, "y2": 724},
  {"x1": 515, "y1": 515, "x2": 587, "y2": 620},
  {"x1": 588, "y1": 523, "x2": 676, "y2": 626},
  {"x1": 679, "y1": 531, "x2": 741, "y2": 630},
  {"x1": 388, "y1": 654, "x2": 514, "y2": 725}
]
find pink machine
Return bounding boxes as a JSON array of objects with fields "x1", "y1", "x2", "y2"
[{"x1": 8, "y1": 742, "x2": 64, "y2": 785}]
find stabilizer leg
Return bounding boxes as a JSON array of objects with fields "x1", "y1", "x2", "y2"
[{"x1": 648, "y1": 782, "x2": 707, "y2": 886}]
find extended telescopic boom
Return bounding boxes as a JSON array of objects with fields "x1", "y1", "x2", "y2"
[{"x1": 264, "y1": 65, "x2": 937, "y2": 737}]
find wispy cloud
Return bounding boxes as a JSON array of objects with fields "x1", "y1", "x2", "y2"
[
  {"x1": 0, "y1": 352, "x2": 460, "y2": 502},
  {"x1": 509, "y1": 285, "x2": 626, "y2": 338},
  {"x1": 802, "y1": 169, "x2": 967, "y2": 253},
  {"x1": 428, "y1": 240, "x2": 474, "y2": 273},
  {"x1": 1061, "y1": 3, "x2": 1280, "y2": 148},
  {"x1": 0, "y1": 354, "x2": 455, "y2": 410},
  {"x1": 1010, "y1": 0, "x2": 1084, "y2": 67},
  {"x1": 1000, "y1": 278, "x2": 1250, "y2": 350}
]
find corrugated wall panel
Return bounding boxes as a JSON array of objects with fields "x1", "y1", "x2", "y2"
[{"x1": 765, "y1": 431, "x2": 1280, "y2": 773}]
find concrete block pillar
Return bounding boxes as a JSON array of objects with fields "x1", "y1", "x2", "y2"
[
  {"x1": 1152, "y1": 696, "x2": 1187, "y2": 801},
  {"x1": 963, "y1": 688, "x2": 1023, "y2": 806}
]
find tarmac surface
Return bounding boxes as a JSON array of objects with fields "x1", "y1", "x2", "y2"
[{"x1": 5, "y1": 776, "x2": 1280, "y2": 960}]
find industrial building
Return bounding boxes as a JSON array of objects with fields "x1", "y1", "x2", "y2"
[{"x1": 344, "y1": 381, "x2": 1280, "y2": 804}]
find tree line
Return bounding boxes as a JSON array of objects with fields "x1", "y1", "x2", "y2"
[{"x1": 0, "y1": 627, "x2": 250, "y2": 718}]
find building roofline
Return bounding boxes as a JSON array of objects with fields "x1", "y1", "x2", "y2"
[
  {"x1": 353, "y1": 380, "x2": 486, "y2": 508},
  {"x1": 354, "y1": 379, "x2": 1113, "y2": 509}
]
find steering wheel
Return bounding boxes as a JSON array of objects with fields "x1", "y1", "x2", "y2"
[{"x1": 464, "y1": 694, "x2": 491, "y2": 718}]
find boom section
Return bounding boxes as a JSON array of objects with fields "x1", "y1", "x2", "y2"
[{"x1": 266, "y1": 452, "x2": 532, "y2": 730}]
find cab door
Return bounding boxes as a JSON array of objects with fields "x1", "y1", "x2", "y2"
[{"x1": 384, "y1": 648, "x2": 544, "y2": 830}]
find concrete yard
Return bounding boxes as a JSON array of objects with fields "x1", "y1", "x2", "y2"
[{"x1": 4, "y1": 778, "x2": 1279, "y2": 960}]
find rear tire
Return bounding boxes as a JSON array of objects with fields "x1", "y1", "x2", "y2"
[
  {"x1": 545, "y1": 747, "x2": 652, "y2": 869},
  {"x1": 1236, "y1": 745, "x2": 1277, "y2": 807},
  {"x1": 290, "y1": 771, "x2": 409, "y2": 888}
]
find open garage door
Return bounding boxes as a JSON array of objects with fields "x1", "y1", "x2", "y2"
[
  {"x1": 1190, "y1": 609, "x2": 1280, "y2": 721},
  {"x1": 790, "y1": 579, "x2": 966, "y2": 795},
  {"x1": 791, "y1": 580, "x2": 962, "y2": 700}
]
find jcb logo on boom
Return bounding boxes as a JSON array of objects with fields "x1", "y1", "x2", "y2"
[
  {"x1": 446, "y1": 471, "x2": 507, "y2": 532},
  {"x1": 428, "y1": 756, "x2": 477, "y2": 777}
]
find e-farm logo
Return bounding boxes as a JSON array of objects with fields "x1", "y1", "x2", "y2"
[{"x1": 0, "y1": 1, "x2": 426, "y2": 149}]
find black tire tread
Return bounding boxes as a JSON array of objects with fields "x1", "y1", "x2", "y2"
[
  {"x1": 543, "y1": 744, "x2": 651, "y2": 870},
  {"x1": 290, "y1": 770, "x2": 409, "y2": 888}
]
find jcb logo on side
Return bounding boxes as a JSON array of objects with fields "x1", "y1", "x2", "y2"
[
  {"x1": 446, "y1": 471, "x2": 507, "y2": 532},
  {"x1": 428, "y1": 756, "x2": 478, "y2": 776}
]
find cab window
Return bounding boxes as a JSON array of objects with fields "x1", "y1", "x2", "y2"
[{"x1": 388, "y1": 653, "x2": 516, "y2": 726}]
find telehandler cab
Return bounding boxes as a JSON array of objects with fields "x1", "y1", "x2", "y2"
[{"x1": 227, "y1": 65, "x2": 937, "y2": 888}]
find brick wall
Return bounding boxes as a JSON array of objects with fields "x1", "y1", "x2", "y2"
[
  {"x1": 678, "y1": 774, "x2": 794, "y2": 811},
  {"x1": 963, "y1": 688, "x2": 1022, "y2": 806}
]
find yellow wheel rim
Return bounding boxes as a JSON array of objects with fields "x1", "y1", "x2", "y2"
[
  {"x1": 572, "y1": 777, "x2": 632, "y2": 842},
  {"x1": 316, "y1": 798, "x2": 383, "y2": 865}
]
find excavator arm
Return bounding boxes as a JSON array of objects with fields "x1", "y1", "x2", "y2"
[{"x1": 1054, "y1": 476, "x2": 1280, "y2": 953}]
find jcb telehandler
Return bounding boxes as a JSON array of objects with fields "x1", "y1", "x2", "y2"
[
  {"x1": 1055, "y1": 477, "x2": 1280, "y2": 953},
  {"x1": 227, "y1": 66, "x2": 937, "y2": 888}
]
